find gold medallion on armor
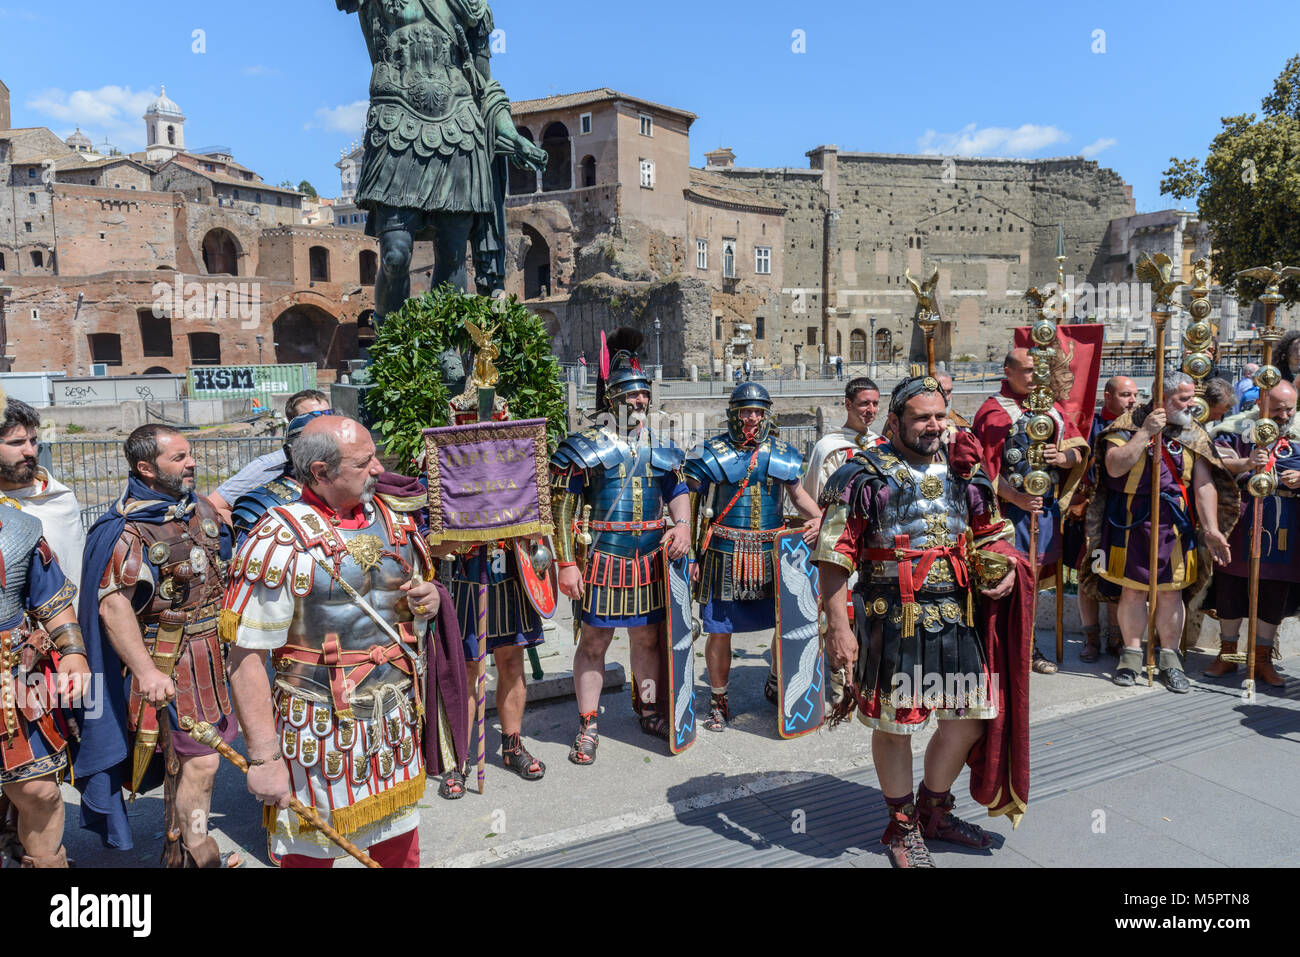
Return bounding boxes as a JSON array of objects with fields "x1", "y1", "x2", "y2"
[
  {"x1": 923, "y1": 513, "x2": 952, "y2": 549},
  {"x1": 294, "y1": 573, "x2": 310, "y2": 592},
  {"x1": 289, "y1": 697, "x2": 307, "y2": 726},
  {"x1": 277, "y1": 694, "x2": 290, "y2": 718},
  {"x1": 923, "y1": 376, "x2": 939, "y2": 392},
  {"x1": 345, "y1": 534, "x2": 385, "y2": 574},
  {"x1": 282, "y1": 727, "x2": 298, "y2": 759},
  {"x1": 246, "y1": 558, "x2": 263, "y2": 578},
  {"x1": 872, "y1": 597, "x2": 889, "y2": 616},
  {"x1": 894, "y1": 467, "x2": 912, "y2": 485},
  {"x1": 158, "y1": 578, "x2": 176, "y2": 600},
  {"x1": 324, "y1": 751, "x2": 344, "y2": 780},
  {"x1": 351, "y1": 749, "x2": 371, "y2": 785},
  {"x1": 922, "y1": 605, "x2": 942, "y2": 630},
  {"x1": 276, "y1": 527, "x2": 294, "y2": 544},
  {"x1": 386, "y1": 714, "x2": 403, "y2": 745},
  {"x1": 940, "y1": 600, "x2": 962, "y2": 623},
  {"x1": 148, "y1": 542, "x2": 170, "y2": 565},
  {"x1": 201, "y1": 519, "x2": 219, "y2": 539},
  {"x1": 300, "y1": 735, "x2": 319, "y2": 767},
  {"x1": 378, "y1": 747, "x2": 395, "y2": 779},
  {"x1": 312, "y1": 704, "x2": 331, "y2": 736},
  {"x1": 265, "y1": 564, "x2": 283, "y2": 587},
  {"x1": 920, "y1": 474, "x2": 944, "y2": 500},
  {"x1": 302, "y1": 513, "x2": 324, "y2": 535},
  {"x1": 337, "y1": 719, "x2": 356, "y2": 749},
  {"x1": 400, "y1": 736, "x2": 414, "y2": 766},
  {"x1": 189, "y1": 546, "x2": 208, "y2": 575}
]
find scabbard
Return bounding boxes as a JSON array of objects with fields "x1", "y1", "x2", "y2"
[{"x1": 129, "y1": 611, "x2": 188, "y2": 798}]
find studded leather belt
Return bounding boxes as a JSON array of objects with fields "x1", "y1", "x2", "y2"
[
  {"x1": 708, "y1": 526, "x2": 783, "y2": 543},
  {"x1": 587, "y1": 519, "x2": 665, "y2": 532}
]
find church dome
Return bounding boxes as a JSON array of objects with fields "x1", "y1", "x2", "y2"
[
  {"x1": 146, "y1": 85, "x2": 183, "y2": 117},
  {"x1": 65, "y1": 128, "x2": 93, "y2": 151}
]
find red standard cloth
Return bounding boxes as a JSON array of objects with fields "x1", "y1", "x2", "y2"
[{"x1": 964, "y1": 537, "x2": 1033, "y2": 825}]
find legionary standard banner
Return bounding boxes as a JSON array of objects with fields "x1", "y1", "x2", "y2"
[{"x1": 423, "y1": 418, "x2": 554, "y2": 546}]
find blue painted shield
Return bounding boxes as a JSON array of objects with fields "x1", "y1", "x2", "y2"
[{"x1": 773, "y1": 529, "x2": 825, "y2": 738}]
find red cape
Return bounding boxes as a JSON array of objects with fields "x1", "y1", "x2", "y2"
[{"x1": 966, "y1": 537, "x2": 1033, "y2": 826}]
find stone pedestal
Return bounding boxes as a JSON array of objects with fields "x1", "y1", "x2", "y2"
[{"x1": 330, "y1": 382, "x2": 376, "y2": 429}]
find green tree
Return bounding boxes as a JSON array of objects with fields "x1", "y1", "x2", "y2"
[
  {"x1": 278, "y1": 179, "x2": 294, "y2": 189},
  {"x1": 366, "y1": 286, "x2": 568, "y2": 473},
  {"x1": 1162, "y1": 55, "x2": 1300, "y2": 303},
  {"x1": 297, "y1": 180, "x2": 318, "y2": 198}
]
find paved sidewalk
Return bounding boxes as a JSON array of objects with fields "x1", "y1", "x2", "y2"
[
  {"x1": 51, "y1": 626, "x2": 1295, "y2": 868},
  {"x1": 497, "y1": 664, "x2": 1300, "y2": 868}
]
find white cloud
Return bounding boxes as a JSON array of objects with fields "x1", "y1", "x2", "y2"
[
  {"x1": 26, "y1": 85, "x2": 159, "y2": 151},
  {"x1": 1081, "y1": 137, "x2": 1118, "y2": 158},
  {"x1": 312, "y1": 100, "x2": 367, "y2": 134},
  {"x1": 917, "y1": 123, "x2": 1070, "y2": 157}
]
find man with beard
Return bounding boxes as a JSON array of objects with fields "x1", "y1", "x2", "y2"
[
  {"x1": 550, "y1": 333, "x2": 691, "y2": 763},
  {"x1": 224, "y1": 416, "x2": 462, "y2": 868},
  {"x1": 973, "y1": 349, "x2": 1087, "y2": 674},
  {"x1": 0, "y1": 399, "x2": 86, "y2": 589},
  {"x1": 0, "y1": 397, "x2": 88, "y2": 863},
  {"x1": 816, "y1": 375, "x2": 1026, "y2": 867},
  {"x1": 1201, "y1": 379, "x2": 1300, "y2": 687},
  {"x1": 685, "y1": 383, "x2": 822, "y2": 730},
  {"x1": 1088, "y1": 375, "x2": 1236, "y2": 692},
  {"x1": 75, "y1": 425, "x2": 238, "y2": 865},
  {"x1": 1071, "y1": 376, "x2": 1138, "y2": 662}
]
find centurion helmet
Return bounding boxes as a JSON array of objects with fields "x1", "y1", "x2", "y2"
[
  {"x1": 727, "y1": 381, "x2": 774, "y2": 445},
  {"x1": 597, "y1": 327, "x2": 652, "y2": 412}
]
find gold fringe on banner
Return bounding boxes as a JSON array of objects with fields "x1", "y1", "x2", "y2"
[{"x1": 426, "y1": 520, "x2": 555, "y2": 547}]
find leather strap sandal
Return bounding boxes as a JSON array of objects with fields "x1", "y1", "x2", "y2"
[{"x1": 501, "y1": 732, "x2": 546, "y2": 780}]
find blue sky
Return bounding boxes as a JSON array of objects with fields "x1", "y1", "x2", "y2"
[{"x1": 2, "y1": 0, "x2": 1296, "y2": 211}]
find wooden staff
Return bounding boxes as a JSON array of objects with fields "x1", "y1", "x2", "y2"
[
  {"x1": 1145, "y1": 309, "x2": 1171, "y2": 686},
  {"x1": 475, "y1": 548, "x2": 488, "y2": 794},
  {"x1": 178, "y1": 717, "x2": 380, "y2": 869},
  {"x1": 1055, "y1": 563, "x2": 1065, "y2": 663}
]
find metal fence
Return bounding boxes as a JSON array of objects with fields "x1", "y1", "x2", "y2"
[{"x1": 41, "y1": 436, "x2": 283, "y2": 532}]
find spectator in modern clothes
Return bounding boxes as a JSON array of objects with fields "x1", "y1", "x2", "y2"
[{"x1": 206, "y1": 389, "x2": 330, "y2": 525}]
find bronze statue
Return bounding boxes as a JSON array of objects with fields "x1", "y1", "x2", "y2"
[{"x1": 338, "y1": 0, "x2": 547, "y2": 323}]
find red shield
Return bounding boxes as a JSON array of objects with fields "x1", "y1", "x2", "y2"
[{"x1": 514, "y1": 538, "x2": 558, "y2": 619}]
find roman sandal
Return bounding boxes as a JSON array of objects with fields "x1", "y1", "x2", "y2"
[
  {"x1": 501, "y1": 732, "x2": 545, "y2": 780},
  {"x1": 703, "y1": 691, "x2": 730, "y2": 732},
  {"x1": 439, "y1": 766, "x2": 467, "y2": 799},
  {"x1": 568, "y1": 712, "x2": 599, "y2": 765},
  {"x1": 881, "y1": 804, "x2": 934, "y2": 869},
  {"x1": 917, "y1": 790, "x2": 994, "y2": 850}
]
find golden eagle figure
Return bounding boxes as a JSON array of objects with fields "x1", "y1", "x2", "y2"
[
  {"x1": 1136, "y1": 252, "x2": 1184, "y2": 306},
  {"x1": 464, "y1": 319, "x2": 500, "y2": 390},
  {"x1": 1234, "y1": 262, "x2": 1300, "y2": 290},
  {"x1": 905, "y1": 266, "x2": 940, "y2": 317}
]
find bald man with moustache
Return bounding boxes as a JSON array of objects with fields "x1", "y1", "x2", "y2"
[
  {"x1": 1071, "y1": 376, "x2": 1138, "y2": 661},
  {"x1": 1202, "y1": 379, "x2": 1300, "y2": 687}
]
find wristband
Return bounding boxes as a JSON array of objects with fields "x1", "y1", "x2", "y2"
[{"x1": 246, "y1": 751, "x2": 283, "y2": 768}]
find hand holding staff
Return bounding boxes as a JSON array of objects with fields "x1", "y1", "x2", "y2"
[{"x1": 178, "y1": 716, "x2": 381, "y2": 869}]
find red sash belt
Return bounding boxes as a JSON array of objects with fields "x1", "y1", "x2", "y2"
[
  {"x1": 588, "y1": 519, "x2": 664, "y2": 532},
  {"x1": 275, "y1": 622, "x2": 417, "y2": 720},
  {"x1": 863, "y1": 535, "x2": 970, "y2": 638}
]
